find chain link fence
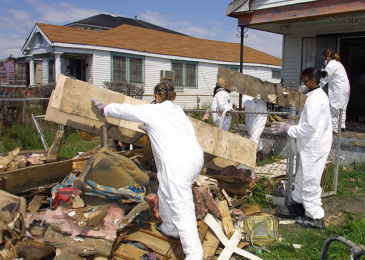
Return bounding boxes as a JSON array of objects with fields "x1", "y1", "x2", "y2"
[{"x1": 0, "y1": 97, "x2": 342, "y2": 199}]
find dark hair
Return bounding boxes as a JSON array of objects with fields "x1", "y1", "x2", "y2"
[
  {"x1": 322, "y1": 49, "x2": 341, "y2": 61},
  {"x1": 213, "y1": 85, "x2": 230, "y2": 97},
  {"x1": 154, "y1": 82, "x2": 176, "y2": 102},
  {"x1": 301, "y1": 67, "x2": 327, "y2": 84}
]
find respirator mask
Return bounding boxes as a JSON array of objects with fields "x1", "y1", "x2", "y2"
[
  {"x1": 323, "y1": 60, "x2": 329, "y2": 67},
  {"x1": 298, "y1": 84, "x2": 309, "y2": 94}
]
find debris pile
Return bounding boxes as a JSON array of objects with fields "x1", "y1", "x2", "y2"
[
  {"x1": 0, "y1": 144, "x2": 280, "y2": 260},
  {"x1": 0, "y1": 147, "x2": 44, "y2": 172}
]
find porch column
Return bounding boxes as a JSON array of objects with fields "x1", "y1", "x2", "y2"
[
  {"x1": 54, "y1": 52, "x2": 63, "y2": 82},
  {"x1": 28, "y1": 56, "x2": 35, "y2": 86}
]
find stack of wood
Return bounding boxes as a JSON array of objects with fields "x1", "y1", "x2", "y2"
[{"x1": 0, "y1": 147, "x2": 44, "y2": 172}]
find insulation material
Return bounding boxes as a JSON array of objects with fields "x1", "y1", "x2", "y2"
[{"x1": 26, "y1": 203, "x2": 125, "y2": 241}]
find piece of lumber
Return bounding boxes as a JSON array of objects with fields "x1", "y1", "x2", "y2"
[
  {"x1": 45, "y1": 130, "x2": 64, "y2": 162},
  {"x1": 27, "y1": 195, "x2": 46, "y2": 213},
  {"x1": 204, "y1": 213, "x2": 263, "y2": 260},
  {"x1": 217, "y1": 66, "x2": 306, "y2": 109},
  {"x1": 198, "y1": 221, "x2": 209, "y2": 243},
  {"x1": 217, "y1": 200, "x2": 235, "y2": 239},
  {"x1": 46, "y1": 74, "x2": 257, "y2": 167},
  {"x1": 202, "y1": 228, "x2": 220, "y2": 257}
]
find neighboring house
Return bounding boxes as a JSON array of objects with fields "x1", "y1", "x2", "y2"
[
  {"x1": 21, "y1": 14, "x2": 281, "y2": 107},
  {"x1": 227, "y1": 0, "x2": 365, "y2": 120}
]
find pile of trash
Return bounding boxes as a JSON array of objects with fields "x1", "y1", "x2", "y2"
[
  {"x1": 0, "y1": 147, "x2": 44, "y2": 172},
  {"x1": 0, "y1": 145, "x2": 280, "y2": 260}
]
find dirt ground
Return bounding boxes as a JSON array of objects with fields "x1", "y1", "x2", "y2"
[{"x1": 340, "y1": 121, "x2": 365, "y2": 140}]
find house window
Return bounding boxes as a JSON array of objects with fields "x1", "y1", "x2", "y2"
[
  {"x1": 221, "y1": 65, "x2": 239, "y2": 72},
  {"x1": 111, "y1": 53, "x2": 144, "y2": 85},
  {"x1": 37, "y1": 33, "x2": 44, "y2": 47},
  {"x1": 48, "y1": 59, "x2": 55, "y2": 83},
  {"x1": 171, "y1": 61, "x2": 198, "y2": 88},
  {"x1": 272, "y1": 69, "x2": 281, "y2": 79}
]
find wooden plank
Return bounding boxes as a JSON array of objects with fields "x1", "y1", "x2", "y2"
[
  {"x1": 217, "y1": 66, "x2": 307, "y2": 109},
  {"x1": 198, "y1": 221, "x2": 209, "y2": 243},
  {"x1": 27, "y1": 195, "x2": 46, "y2": 213},
  {"x1": 189, "y1": 117, "x2": 256, "y2": 168},
  {"x1": 46, "y1": 75, "x2": 257, "y2": 167},
  {"x1": 217, "y1": 200, "x2": 235, "y2": 239},
  {"x1": 44, "y1": 107, "x2": 150, "y2": 147},
  {"x1": 202, "y1": 228, "x2": 220, "y2": 257},
  {"x1": 113, "y1": 244, "x2": 149, "y2": 259},
  {"x1": 45, "y1": 130, "x2": 64, "y2": 162}
]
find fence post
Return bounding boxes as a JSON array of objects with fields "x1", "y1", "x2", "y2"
[
  {"x1": 286, "y1": 102, "x2": 296, "y2": 206},
  {"x1": 333, "y1": 109, "x2": 342, "y2": 194}
]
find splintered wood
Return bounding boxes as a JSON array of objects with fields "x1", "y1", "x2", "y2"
[
  {"x1": 217, "y1": 66, "x2": 307, "y2": 109},
  {"x1": 45, "y1": 74, "x2": 257, "y2": 167}
]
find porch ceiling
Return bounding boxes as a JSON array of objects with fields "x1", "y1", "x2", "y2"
[{"x1": 236, "y1": 0, "x2": 365, "y2": 27}]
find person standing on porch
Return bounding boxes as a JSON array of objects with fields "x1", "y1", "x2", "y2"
[{"x1": 320, "y1": 49, "x2": 350, "y2": 133}]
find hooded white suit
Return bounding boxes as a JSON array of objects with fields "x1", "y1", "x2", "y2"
[
  {"x1": 287, "y1": 88, "x2": 332, "y2": 219},
  {"x1": 210, "y1": 89, "x2": 232, "y2": 131},
  {"x1": 104, "y1": 101, "x2": 204, "y2": 260},
  {"x1": 319, "y1": 60, "x2": 350, "y2": 132},
  {"x1": 242, "y1": 95, "x2": 267, "y2": 151}
]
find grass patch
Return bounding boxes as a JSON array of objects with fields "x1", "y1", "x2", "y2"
[
  {"x1": 58, "y1": 131, "x2": 100, "y2": 158},
  {"x1": 257, "y1": 216, "x2": 365, "y2": 260}
]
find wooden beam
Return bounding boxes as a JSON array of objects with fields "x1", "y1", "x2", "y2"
[
  {"x1": 237, "y1": 0, "x2": 365, "y2": 26},
  {"x1": 217, "y1": 66, "x2": 306, "y2": 109},
  {"x1": 226, "y1": 0, "x2": 249, "y2": 16},
  {"x1": 46, "y1": 75, "x2": 257, "y2": 167}
]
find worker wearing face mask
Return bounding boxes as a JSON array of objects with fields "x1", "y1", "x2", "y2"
[
  {"x1": 210, "y1": 85, "x2": 232, "y2": 131},
  {"x1": 90, "y1": 82, "x2": 204, "y2": 260},
  {"x1": 272, "y1": 67, "x2": 332, "y2": 230},
  {"x1": 242, "y1": 94, "x2": 268, "y2": 162},
  {"x1": 319, "y1": 49, "x2": 350, "y2": 133}
]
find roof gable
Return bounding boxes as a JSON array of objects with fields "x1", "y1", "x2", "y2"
[{"x1": 36, "y1": 23, "x2": 281, "y2": 66}]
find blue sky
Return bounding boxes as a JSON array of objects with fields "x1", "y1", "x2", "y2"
[{"x1": 0, "y1": 0, "x2": 283, "y2": 59}]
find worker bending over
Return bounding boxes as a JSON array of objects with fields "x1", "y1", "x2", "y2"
[
  {"x1": 90, "y1": 82, "x2": 204, "y2": 260},
  {"x1": 210, "y1": 85, "x2": 232, "y2": 131},
  {"x1": 272, "y1": 67, "x2": 332, "y2": 230}
]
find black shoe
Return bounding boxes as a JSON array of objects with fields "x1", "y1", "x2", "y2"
[
  {"x1": 155, "y1": 223, "x2": 180, "y2": 241},
  {"x1": 295, "y1": 216, "x2": 326, "y2": 230},
  {"x1": 287, "y1": 201, "x2": 305, "y2": 217},
  {"x1": 256, "y1": 151, "x2": 264, "y2": 162}
]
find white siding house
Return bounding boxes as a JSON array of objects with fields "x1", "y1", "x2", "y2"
[{"x1": 21, "y1": 21, "x2": 281, "y2": 108}]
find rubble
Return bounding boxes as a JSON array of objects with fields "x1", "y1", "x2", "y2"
[{"x1": 0, "y1": 109, "x2": 283, "y2": 260}]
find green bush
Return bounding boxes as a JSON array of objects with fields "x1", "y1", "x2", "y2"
[{"x1": 1, "y1": 123, "x2": 42, "y2": 151}]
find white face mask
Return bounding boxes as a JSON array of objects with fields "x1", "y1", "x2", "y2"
[
  {"x1": 323, "y1": 60, "x2": 329, "y2": 66},
  {"x1": 298, "y1": 84, "x2": 309, "y2": 93}
]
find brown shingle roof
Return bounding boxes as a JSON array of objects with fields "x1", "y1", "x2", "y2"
[{"x1": 37, "y1": 23, "x2": 281, "y2": 66}]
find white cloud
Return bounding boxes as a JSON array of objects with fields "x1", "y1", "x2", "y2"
[
  {"x1": 139, "y1": 10, "x2": 217, "y2": 38},
  {"x1": 0, "y1": 8, "x2": 37, "y2": 33},
  {"x1": 25, "y1": 0, "x2": 107, "y2": 24},
  {"x1": 0, "y1": 33, "x2": 26, "y2": 58}
]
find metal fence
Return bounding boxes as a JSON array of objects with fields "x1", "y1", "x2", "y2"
[{"x1": 0, "y1": 97, "x2": 342, "y2": 201}]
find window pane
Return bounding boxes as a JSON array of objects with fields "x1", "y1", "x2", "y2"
[
  {"x1": 113, "y1": 56, "x2": 126, "y2": 82},
  {"x1": 185, "y1": 63, "x2": 196, "y2": 88},
  {"x1": 129, "y1": 58, "x2": 143, "y2": 84},
  {"x1": 172, "y1": 63, "x2": 183, "y2": 87},
  {"x1": 272, "y1": 70, "x2": 281, "y2": 79},
  {"x1": 48, "y1": 60, "x2": 55, "y2": 83}
]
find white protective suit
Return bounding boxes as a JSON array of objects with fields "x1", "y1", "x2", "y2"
[
  {"x1": 319, "y1": 59, "x2": 350, "y2": 132},
  {"x1": 210, "y1": 89, "x2": 232, "y2": 131},
  {"x1": 104, "y1": 101, "x2": 204, "y2": 260},
  {"x1": 242, "y1": 95, "x2": 267, "y2": 151},
  {"x1": 287, "y1": 88, "x2": 332, "y2": 219}
]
